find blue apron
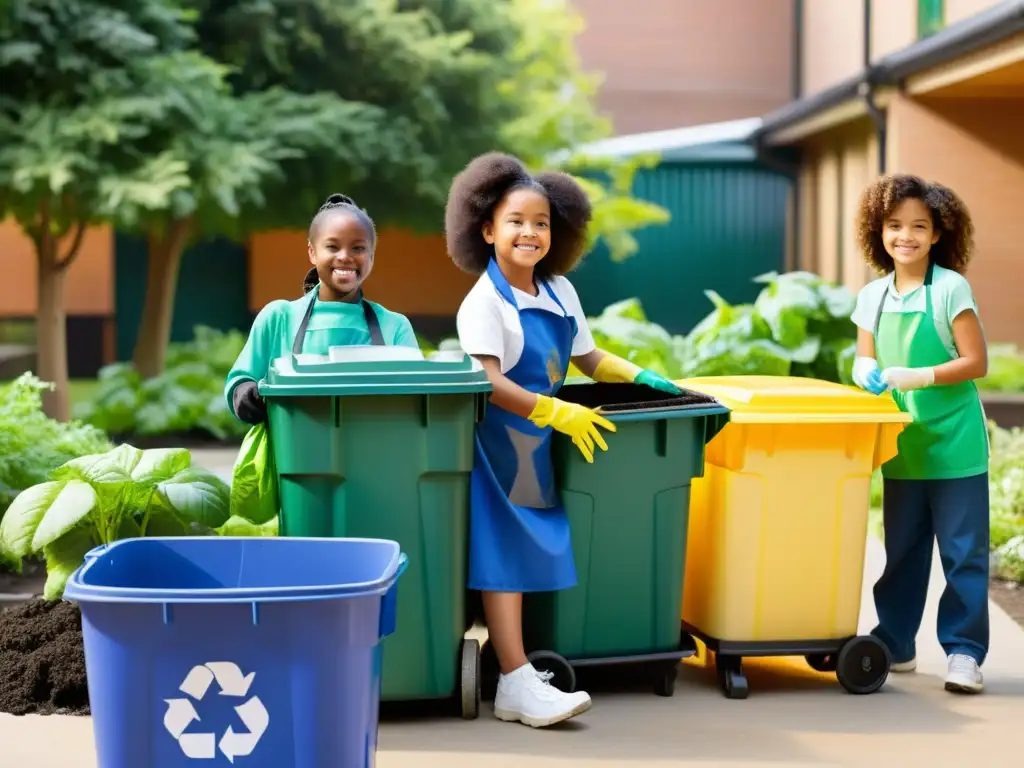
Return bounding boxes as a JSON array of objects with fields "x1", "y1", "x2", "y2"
[{"x1": 467, "y1": 259, "x2": 578, "y2": 593}]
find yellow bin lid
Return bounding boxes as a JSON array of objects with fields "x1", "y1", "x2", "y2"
[{"x1": 675, "y1": 375, "x2": 912, "y2": 424}]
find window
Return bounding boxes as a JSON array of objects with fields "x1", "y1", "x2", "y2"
[{"x1": 917, "y1": 0, "x2": 945, "y2": 38}]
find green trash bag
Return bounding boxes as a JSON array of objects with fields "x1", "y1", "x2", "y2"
[{"x1": 229, "y1": 423, "x2": 279, "y2": 525}]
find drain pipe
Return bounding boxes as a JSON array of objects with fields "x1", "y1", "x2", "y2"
[{"x1": 861, "y1": 0, "x2": 887, "y2": 173}]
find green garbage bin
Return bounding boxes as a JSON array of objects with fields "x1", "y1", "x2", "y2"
[
  {"x1": 522, "y1": 380, "x2": 729, "y2": 697},
  {"x1": 260, "y1": 347, "x2": 491, "y2": 718}
]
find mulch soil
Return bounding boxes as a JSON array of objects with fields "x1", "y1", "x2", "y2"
[{"x1": 0, "y1": 599, "x2": 89, "y2": 716}]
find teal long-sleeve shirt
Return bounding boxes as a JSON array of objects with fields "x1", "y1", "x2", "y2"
[{"x1": 224, "y1": 293, "x2": 419, "y2": 417}]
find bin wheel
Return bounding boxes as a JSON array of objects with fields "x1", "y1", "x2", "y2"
[
  {"x1": 836, "y1": 635, "x2": 890, "y2": 695},
  {"x1": 805, "y1": 653, "x2": 839, "y2": 673},
  {"x1": 460, "y1": 639, "x2": 481, "y2": 720},
  {"x1": 527, "y1": 650, "x2": 576, "y2": 694},
  {"x1": 654, "y1": 664, "x2": 677, "y2": 697},
  {"x1": 716, "y1": 655, "x2": 749, "y2": 700}
]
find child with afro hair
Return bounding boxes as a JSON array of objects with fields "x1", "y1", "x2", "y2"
[
  {"x1": 446, "y1": 152, "x2": 681, "y2": 727},
  {"x1": 849, "y1": 173, "x2": 990, "y2": 694}
]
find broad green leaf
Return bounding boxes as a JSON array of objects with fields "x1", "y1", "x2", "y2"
[
  {"x1": 53, "y1": 444, "x2": 143, "y2": 486},
  {"x1": 31, "y1": 480, "x2": 99, "y2": 552},
  {"x1": 0, "y1": 481, "x2": 67, "y2": 557},
  {"x1": 131, "y1": 448, "x2": 192, "y2": 484},
  {"x1": 156, "y1": 468, "x2": 230, "y2": 528},
  {"x1": 41, "y1": 525, "x2": 97, "y2": 601},
  {"x1": 0, "y1": 539, "x2": 22, "y2": 574}
]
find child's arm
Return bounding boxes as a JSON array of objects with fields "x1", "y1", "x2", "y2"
[
  {"x1": 932, "y1": 310, "x2": 987, "y2": 385},
  {"x1": 473, "y1": 354, "x2": 615, "y2": 463},
  {"x1": 573, "y1": 347, "x2": 681, "y2": 394},
  {"x1": 850, "y1": 286, "x2": 886, "y2": 395},
  {"x1": 475, "y1": 355, "x2": 541, "y2": 419},
  {"x1": 224, "y1": 301, "x2": 286, "y2": 423}
]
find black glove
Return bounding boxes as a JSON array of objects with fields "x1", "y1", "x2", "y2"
[{"x1": 233, "y1": 380, "x2": 267, "y2": 425}]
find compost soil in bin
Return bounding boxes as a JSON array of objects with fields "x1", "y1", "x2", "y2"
[
  {"x1": 559, "y1": 382, "x2": 718, "y2": 412},
  {"x1": 0, "y1": 599, "x2": 89, "y2": 716}
]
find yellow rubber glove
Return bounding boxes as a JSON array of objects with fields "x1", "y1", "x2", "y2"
[
  {"x1": 528, "y1": 395, "x2": 616, "y2": 463},
  {"x1": 593, "y1": 355, "x2": 682, "y2": 394},
  {"x1": 592, "y1": 355, "x2": 643, "y2": 383}
]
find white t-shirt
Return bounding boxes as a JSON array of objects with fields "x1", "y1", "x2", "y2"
[
  {"x1": 850, "y1": 264, "x2": 980, "y2": 359},
  {"x1": 456, "y1": 273, "x2": 596, "y2": 373}
]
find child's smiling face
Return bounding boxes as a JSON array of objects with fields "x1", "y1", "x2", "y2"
[
  {"x1": 883, "y1": 197, "x2": 940, "y2": 268},
  {"x1": 308, "y1": 211, "x2": 374, "y2": 299},
  {"x1": 483, "y1": 187, "x2": 551, "y2": 271}
]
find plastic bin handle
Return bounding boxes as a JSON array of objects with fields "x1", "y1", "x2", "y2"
[
  {"x1": 84, "y1": 544, "x2": 109, "y2": 561},
  {"x1": 378, "y1": 553, "x2": 408, "y2": 640}
]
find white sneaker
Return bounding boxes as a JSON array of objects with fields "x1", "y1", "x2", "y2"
[
  {"x1": 945, "y1": 654, "x2": 983, "y2": 694},
  {"x1": 891, "y1": 657, "x2": 917, "y2": 673},
  {"x1": 493, "y1": 664, "x2": 592, "y2": 728}
]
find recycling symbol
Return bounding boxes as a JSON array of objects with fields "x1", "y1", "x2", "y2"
[{"x1": 163, "y1": 662, "x2": 269, "y2": 763}]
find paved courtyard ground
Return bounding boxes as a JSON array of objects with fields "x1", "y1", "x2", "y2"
[{"x1": 2, "y1": 448, "x2": 1021, "y2": 766}]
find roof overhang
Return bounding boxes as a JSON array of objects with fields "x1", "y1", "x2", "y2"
[
  {"x1": 757, "y1": 0, "x2": 1024, "y2": 146},
  {"x1": 570, "y1": 117, "x2": 764, "y2": 163}
]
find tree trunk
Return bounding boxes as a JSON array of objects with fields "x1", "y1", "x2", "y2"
[
  {"x1": 36, "y1": 237, "x2": 70, "y2": 421},
  {"x1": 132, "y1": 219, "x2": 192, "y2": 378}
]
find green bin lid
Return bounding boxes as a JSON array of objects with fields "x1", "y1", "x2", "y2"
[{"x1": 259, "y1": 347, "x2": 492, "y2": 397}]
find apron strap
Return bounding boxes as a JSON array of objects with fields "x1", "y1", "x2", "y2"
[
  {"x1": 873, "y1": 262, "x2": 936, "y2": 337},
  {"x1": 292, "y1": 288, "x2": 386, "y2": 356}
]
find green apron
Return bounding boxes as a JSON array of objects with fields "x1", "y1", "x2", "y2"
[{"x1": 874, "y1": 263, "x2": 989, "y2": 480}]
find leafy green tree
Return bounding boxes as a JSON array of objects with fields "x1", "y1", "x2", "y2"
[
  {"x1": 0, "y1": 0, "x2": 200, "y2": 419},
  {"x1": 119, "y1": 60, "x2": 363, "y2": 377},
  {"x1": 188, "y1": 0, "x2": 523, "y2": 231}
]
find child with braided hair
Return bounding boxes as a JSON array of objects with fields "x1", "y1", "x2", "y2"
[{"x1": 226, "y1": 194, "x2": 419, "y2": 423}]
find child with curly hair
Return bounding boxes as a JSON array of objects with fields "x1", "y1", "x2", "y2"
[
  {"x1": 445, "y1": 153, "x2": 681, "y2": 727},
  {"x1": 850, "y1": 174, "x2": 989, "y2": 694}
]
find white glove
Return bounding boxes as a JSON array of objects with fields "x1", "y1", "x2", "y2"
[
  {"x1": 881, "y1": 366, "x2": 935, "y2": 391},
  {"x1": 852, "y1": 357, "x2": 886, "y2": 395}
]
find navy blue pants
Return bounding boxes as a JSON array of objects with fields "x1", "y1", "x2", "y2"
[{"x1": 872, "y1": 473, "x2": 990, "y2": 665}]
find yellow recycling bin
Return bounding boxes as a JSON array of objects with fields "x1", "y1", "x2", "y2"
[{"x1": 677, "y1": 376, "x2": 911, "y2": 699}]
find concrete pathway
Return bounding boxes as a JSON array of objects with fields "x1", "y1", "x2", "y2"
[{"x1": 4, "y1": 449, "x2": 1021, "y2": 766}]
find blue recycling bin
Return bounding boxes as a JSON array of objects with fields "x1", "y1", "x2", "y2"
[{"x1": 63, "y1": 536, "x2": 407, "y2": 768}]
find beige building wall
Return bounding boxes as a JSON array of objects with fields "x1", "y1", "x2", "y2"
[
  {"x1": 887, "y1": 93, "x2": 1024, "y2": 345},
  {"x1": 801, "y1": 0, "x2": 864, "y2": 94},
  {"x1": 796, "y1": 121, "x2": 877, "y2": 292},
  {"x1": 0, "y1": 220, "x2": 114, "y2": 316},
  {"x1": 946, "y1": 0, "x2": 1007, "y2": 25},
  {"x1": 801, "y1": 0, "x2": 1008, "y2": 88},
  {"x1": 870, "y1": 0, "x2": 918, "y2": 59},
  {"x1": 571, "y1": 0, "x2": 793, "y2": 133}
]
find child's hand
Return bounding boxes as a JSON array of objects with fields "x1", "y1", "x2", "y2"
[
  {"x1": 635, "y1": 369, "x2": 682, "y2": 395},
  {"x1": 881, "y1": 366, "x2": 935, "y2": 392},
  {"x1": 233, "y1": 380, "x2": 268, "y2": 424},
  {"x1": 852, "y1": 357, "x2": 887, "y2": 395},
  {"x1": 529, "y1": 395, "x2": 616, "y2": 463}
]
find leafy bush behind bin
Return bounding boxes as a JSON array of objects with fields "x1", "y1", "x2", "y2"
[
  {"x1": 75, "y1": 327, "x2": 250, "y2": 441},
  {"x1": 546, "y1": 271, "x2": 859, "y2": 384},
  {"x1": 0, "y1": 444, "x2": 278, "y2": 599},
  {"x1": 981, "y1": 344, "x2": 1024, "y2": 393},
  {"x1": 0, "y1": 374, "x2": 113, "y2": 517}
]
